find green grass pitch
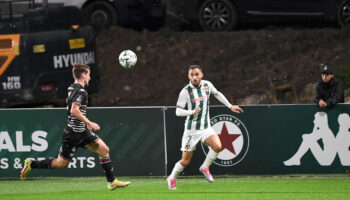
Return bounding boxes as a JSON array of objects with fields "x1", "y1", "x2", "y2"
[{"x1": 1, "y1": 175, "x2": 350, "y2": 200}]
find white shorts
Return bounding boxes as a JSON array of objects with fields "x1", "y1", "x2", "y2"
[{"x1": 181, "y1": 127, "x2": 216, "y2": 151}]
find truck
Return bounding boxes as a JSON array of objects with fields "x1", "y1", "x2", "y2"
[{"x1": 0, "y1": 0, "x2": 99, "y2": 107}]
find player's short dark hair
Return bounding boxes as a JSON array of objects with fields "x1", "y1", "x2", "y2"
[
  {"x1": 72, "y1": 64, "x2": 90, "y2": 79},
  {"x1": 188, "y1": 65, "x2": 202, "y2": 72}
]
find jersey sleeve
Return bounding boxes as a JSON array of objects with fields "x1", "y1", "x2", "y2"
[
  {"x1": 207, "y1": 80, "x2": 232, "y2": 108},
  {"x1": 176, "y1": 88, "x2": 188, "y2": 109},
  {"x1": 72, "y1": 90, "x2": 87, "y2": 106},
  {"x1": 214, "y1": 91, "x2": 232, "y2": 108},
  {"x1": 207, "y1": 81, "x2": 218, "y2": 95},
  {"x1": 176, "y1": 107, "x2": 193, "y2": 117}
]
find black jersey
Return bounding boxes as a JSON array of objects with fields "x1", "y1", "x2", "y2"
[{"x1": 66, "y1": 83, "x2": 88, "y2": 132}]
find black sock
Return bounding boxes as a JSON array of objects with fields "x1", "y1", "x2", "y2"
[
  {"x1": 100, "y1": 157, "x2": 115, "y2": 183},
  {"x1": 30, "y1": 158, "x2": 54, "y2": 169}
]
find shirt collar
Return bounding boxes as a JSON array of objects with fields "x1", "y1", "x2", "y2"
[{"x1": 74, "y1": 81, "x2": 85, "y2": 88}]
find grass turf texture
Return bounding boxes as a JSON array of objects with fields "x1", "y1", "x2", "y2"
[{"x1": 1, "y1": 175, "x2": 350, "y2": 200}]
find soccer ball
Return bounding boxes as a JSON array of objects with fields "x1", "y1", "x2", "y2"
[{"x1": 119, "y1": 50, "x2": 137, "y2": 69}]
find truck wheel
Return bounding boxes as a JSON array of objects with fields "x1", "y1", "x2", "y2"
[
  {"x1": 82, "y1": 1, "x2": 118, "y2": 29},
  {"x1": 198, "y1": 0, "x2": 237, "y2": 31},
  {"x1": 337, "y1": 0, "x2": 350, "y2": 27}
]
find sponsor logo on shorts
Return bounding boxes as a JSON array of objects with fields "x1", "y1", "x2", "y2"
[{"x1": 201, "y1": 114, "x2": 249, "y2": 167}]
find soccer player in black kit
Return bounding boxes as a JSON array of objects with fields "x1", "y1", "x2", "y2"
[{"x1": 20, "y1": 63, "x2": 130, "y2": 190}]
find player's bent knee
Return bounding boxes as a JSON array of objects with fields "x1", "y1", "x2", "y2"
[
  {"x1": 212, "y1": 145, "x2": 222, "y2": 153},
  {"x1": 105, "y1": 146, "x2": 110, "y2": 154},
  {"x1": 100, "y1": 146, "x2": 110, "y2": 157},
  {"x1": 55, "y1": 162, "x2": 68, "y2": 169},
  {"x1": 180, "y1": 160, "x2": 191, "y2": 167},
  {"x1": 54, "y1": 159, "x2": 69, "y2": 169}
]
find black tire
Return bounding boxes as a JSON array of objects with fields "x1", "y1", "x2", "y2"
[
  {"x1": 198, "y1": 0, "x2": 237, "y2": 31},
  {"x1": 337, "y1": 0, "x2": 350, "y2": 27},
  {"x1": 82, "y1": 1, "x2": 118, "y2": 29}
]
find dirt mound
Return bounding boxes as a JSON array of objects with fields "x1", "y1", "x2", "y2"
[{"x1": 90, "y1": 26, "x2": 350, "y2": 106}]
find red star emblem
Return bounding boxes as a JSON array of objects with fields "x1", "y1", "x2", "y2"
[{"x1": 218, "y1": 122, "x2": 241, "y2": 155}]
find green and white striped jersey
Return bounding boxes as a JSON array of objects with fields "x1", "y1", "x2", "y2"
[{"x1": 176, "y1": 80, "x2": 218, "y2": 130}]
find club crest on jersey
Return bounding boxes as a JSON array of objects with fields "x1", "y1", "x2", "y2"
[
  {"x1": 201, "y1": 114, "x2": 249, "y2": 167},
  {"x1": 76, "y1": 95, "x2": 82, "y2": 102}
]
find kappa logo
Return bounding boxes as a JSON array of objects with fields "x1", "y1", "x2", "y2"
[
  {"x1": 201, "y1": 114, "x2": 249, "y2": 167},
  {"x1": 284, "y1": 112, "x2": 350, "y2": 166}
]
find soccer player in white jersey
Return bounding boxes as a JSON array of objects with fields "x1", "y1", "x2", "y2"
[{"x1": 167, "y1": 65, "x2": 243, "y2": 190}]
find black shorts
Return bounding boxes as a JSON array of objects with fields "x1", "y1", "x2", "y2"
[{"x1": 59, "y1": 127, "x2": 99, "y2": 160}]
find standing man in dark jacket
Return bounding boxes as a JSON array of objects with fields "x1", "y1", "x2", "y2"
[{"x1": 315, "y1": 64, "x2": 344, "y2": 108}]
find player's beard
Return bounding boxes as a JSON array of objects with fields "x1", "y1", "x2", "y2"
[{"x1": 191, "y1": 79, "x2": 201, "y2": 87}]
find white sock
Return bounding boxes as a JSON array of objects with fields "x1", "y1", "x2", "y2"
[
  {"x1": 201, "y1": 149, "x2": 218, "y2": 169},
  {"x1": 169, "y1": 161, "x2": 184, "y2": 179}
]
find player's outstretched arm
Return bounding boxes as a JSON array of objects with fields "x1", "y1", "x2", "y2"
[{"x1": 214, "y1": 91, "x2": 243, "y2": 113}]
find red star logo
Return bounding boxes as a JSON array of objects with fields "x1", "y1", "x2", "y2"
[{"x1": 218, "y1": 122, "x2": 241, "y2": 155}]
